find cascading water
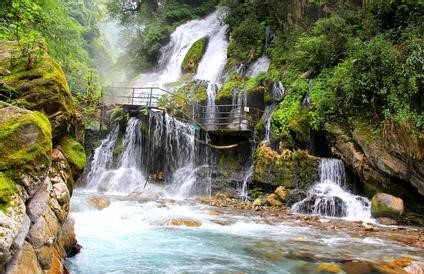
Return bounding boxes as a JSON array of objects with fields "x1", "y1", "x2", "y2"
[
  {"x1": 262, "y1": 104, "x2": 278, "y2": 144},
  {"x1": 302, "y1": 79, "x2": 314, "y2": 108},
  {"x1": 85, "y1": 127, "x2": 119, "y2": 188},
  {"x1": 271, "y1": 81, "x2": 285, "y2": 101},
  {"x1": 205, "y1": 83, "x2": 218, "y2": 130},
  {"x1": 239, "y1": 164, "x2": 253, "y2": 201},
  {"x1": 292, "y1": 158, "x2": 372, "y2": 221},
  {"x1": 245, "y1": 55, "x2": 271, "y2": 77},
  {"x1": 87, "y1": 118, "x2": 146, "y2": 194},
  {"x1": 131, "y1": 9, "x2": 228, "y2": 91},
  {"x1": 227, "y1": 89, "x2": 248, "y2": 130}
]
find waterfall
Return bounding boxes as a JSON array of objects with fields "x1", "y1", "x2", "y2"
[
  {"x1": 302, "y1": 79, "x2": 314, "y2": 108},
  {"x1": 271, "y1": 81, "x2": 285, "y2": 101},
  {"x1": 239, "y1": 164, "x2": 253, "y2": 201},
  {"x1": 245, "y1": 55, "x2": 271, "y2": 77},
  {"x1": 205, "y1": 83, "x2": 218, "y2": 130},
  {"x1": 131, "y1": 9, "x2": 228, "y2": 90},
  {"x1": 86, "y1": 118, "x2": 146, "y2": 194},
  {"x1": 120, "y1": 118, "x2": 142, "y2": 168},
  {"x1": 263, "y1": 104, "x2": 278, "y2": 143},
  {"x1": 292, "y1": 159, "x2": 372, "y2": 221},
  {"x1": 86, "y1": 126, "x2": 119, "y2": 188},
  {"x1": 194, "y1": 11, "x2": 228, "y2": 84}
]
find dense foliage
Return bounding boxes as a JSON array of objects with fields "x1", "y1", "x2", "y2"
[
  {"x1": 0, "y1": 0, "x2": 110, "y2": 125},
  {"x1": 222, "y1": 0, "x2": 424, "y2": 141}
]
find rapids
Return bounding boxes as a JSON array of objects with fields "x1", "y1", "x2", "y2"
[{"x1": 66, "y1": 190, "x2": 424, "y2": 274}]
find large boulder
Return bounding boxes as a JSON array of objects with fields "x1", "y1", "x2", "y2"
[
  {"x1": 371, "y1": 193, "x2": 404, "y2": 218},
  {"x1": 266, "y1": 194, "x2": 283, "y2": 207},
  {"x1": 253, "y1": 145, "x2": 318, "y2": 189},
  {"x1": 0, "y1": 104, "x2": 52, "y2": 198},
  {"x1": 0, "y1": 42, "x2": 75, "y2": 140}
]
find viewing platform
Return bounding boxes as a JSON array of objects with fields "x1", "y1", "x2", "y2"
[{"x1": 101, "y1": 86, "x2": 263, "y2": 136}]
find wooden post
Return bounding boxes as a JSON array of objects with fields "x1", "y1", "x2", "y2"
[{"x1": 132, "y1": 88, "x2": 135, "y2": 105}]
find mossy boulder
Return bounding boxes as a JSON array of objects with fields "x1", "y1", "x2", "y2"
[
  {"x1": 0, "y1": 42, "x2": 75, "y2": 140},
  {"x1": 59, "y1": 136, "x2": 86, "y2": 179},
  {"x1": 0, "y1": 104, "x2": 52, "y2": 196},
  {"x1": 182, "y1": 38, "x2": 208, "y2": 74},
  {"x1": 371, "y1": 193, "x2": 404, "y2": 219},
  {"x1": 253, "y1": 145, "x2": 318, "y2": 189}
]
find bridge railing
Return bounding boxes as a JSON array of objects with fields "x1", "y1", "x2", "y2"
[
  {"x1": 102, "y1": 87, "x2": 174, "y2": 107},
  {"x1": 102, "y1": 86, "x2": 263, "y2": 132}
]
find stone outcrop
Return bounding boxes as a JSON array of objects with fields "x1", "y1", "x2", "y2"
[
  {"x1": 253, "y1": 145, "x2": 318, "y2": 189},
  {"x1": 0, "y1": 43, "x2": 85, "y2": 273},
  {"x1": 0, "y1": 104, "x2": 82, "y2": 273},
  {"x1": 326, "y1": 122, "x2": 424, "y2": 220}
]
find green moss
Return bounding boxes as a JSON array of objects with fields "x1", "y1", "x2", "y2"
[
  {"x1": 217, "y1": 72, "x2": 245, "y2": 101},
  {"x1": 0, "y1": 108, "x2": 52, "y2": 170},
  {"x1": 182, "y1": 37, "x2": 208, "y2": 73},
  {"x1": 271, "y1": 71, "x2": 309, "y2": 141},
  {"x1": 253, "y1": 145, "x2": 318, "y2": 188},
  {"x1": 111, "y1": 106, "x2": 129, "y2": 124},
  {"x1": 288, "y1": 110, "x2": 311, "y2": 144},
  {"x1": 59, "y1": 136, "x2": 86, "y2": 171},
  {"x1": 0, "y1": 43, "x2": 75, "y2": 138},
  {"x1": 0, "y1": 173, "x2": 17, "y2": 212}
]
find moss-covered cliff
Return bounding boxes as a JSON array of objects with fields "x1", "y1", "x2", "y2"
[{"x1": 0, "y1": 42, "x2": 86, "y2": 273}]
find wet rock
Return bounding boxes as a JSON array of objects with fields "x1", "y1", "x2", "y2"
[
  {"x1": 326, "y1": 122, "x2": 424, "y2": 220},
  {"x1": 266, "y1": 194, "x2": 282, "y2": 207},
  {"x1": 27, "y1": 205, "x2": 59, "y2": 249},
  {"x1": 286, "y1": 189, "x2": 307, "y2": 206},
  {"x1": 274, "y1": 186, "x2": 287, "y2": 202},
  {"x1": 316, "y1": 262, "x2": 341, "y2": 273},
  {"x1": 376, "y1": 217, "x2": 398, "y2": 226},
  {"x1": 404, "y1": 261, "x2": 424, "y2": 274},
  {"x1": 341, "y1": 260, "x2": 372, "y2": 274},
  {"x1": 165, "y1": 218, "x2": 201, "y2": 227},
  {"x1": 372, "y1": 257, "x2": 411, "y2": 274},
  {"x1": 253, "y1": 195, "x2": 266, "y2": 206},
  {"x1": 371, "y1": 193, "x2": 404, "y2": 218},
  {"x1": 58, "y1": 217, "x2": 78, "y2": 257},
  {"x1": 88, "y1": 196, "x2": 111, "y2": 210}
]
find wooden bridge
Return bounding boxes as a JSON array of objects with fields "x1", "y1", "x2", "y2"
[{"x1": 102, "y1": 86, "x2": 263, "y2": 135}]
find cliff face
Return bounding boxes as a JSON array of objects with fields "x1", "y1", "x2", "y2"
[
  {"x1": 326, "y1": 121, "x2": 424, "y2": 223},
  {"x1": 0, "y1": 42, "x2": 85, "y2": 273}
]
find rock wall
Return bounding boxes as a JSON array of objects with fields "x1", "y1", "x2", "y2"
[
  {"x1": 326, "y1": 122, "x2": 424, "y2": 222},
  {"x1": 0, "y1": 42, "x2": 85, "y2": 273}
]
